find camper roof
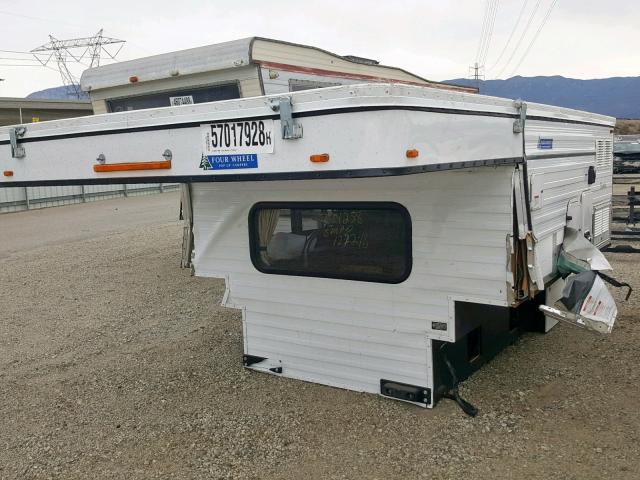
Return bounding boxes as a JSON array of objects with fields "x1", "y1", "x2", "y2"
[{"x1": 80, "y1": 37, "x2": 476, "y2": 94}]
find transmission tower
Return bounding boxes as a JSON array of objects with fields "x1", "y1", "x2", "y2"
[
  {"x1": 31, "y1": 29, "x2": 125, "y2": 98},
  {"x1": 468, "y1": 62, "x2": 485, "y2": 90}
]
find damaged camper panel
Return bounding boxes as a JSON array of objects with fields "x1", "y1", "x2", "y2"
[{"x1": 0, "y1": 83, "x2": 620, "y2": 409}]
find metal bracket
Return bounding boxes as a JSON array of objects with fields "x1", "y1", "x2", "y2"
[
  {"x1": 9, "y1": 126, "x2": 27, "y2": 158},
  {"x1": 513, "y1": 99, "x2": 527, "y2": 134},
  {"x1": 268, "y1": 97, "x2": 303, "y2": 139},
  {"x1": 380, "y1": 379, "x2": 431, "y2": 406},
  {"x1": 242, "y1": 354, "x2": 266, "y2": 367}
]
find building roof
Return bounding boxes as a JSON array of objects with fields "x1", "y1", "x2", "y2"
[{"x1": 0, "y1": 97, "x2": 92, "y2": 110}]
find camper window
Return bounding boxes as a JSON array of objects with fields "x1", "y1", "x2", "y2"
[
  {"x1": 249, "y1": 202, "x2": 412, "y2": 283},
  {"x1": 107, "y1": 83, "x2": 241, "y2": 112}
]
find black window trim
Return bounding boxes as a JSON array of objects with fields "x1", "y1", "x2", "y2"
[
  {"x1": 248, "y1": 201, "x2": 413, "y2": 284},
  {"x1": 106, "y1": 80, "x2": 242, "y2": 113}
]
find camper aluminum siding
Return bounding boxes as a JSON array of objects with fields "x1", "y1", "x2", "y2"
[
  {"x1": 191, "y1": 169, "x2": 514, "y2": 395},
  {"x1": 523, "y1": 103, "x2": 614, "y2": 281}
]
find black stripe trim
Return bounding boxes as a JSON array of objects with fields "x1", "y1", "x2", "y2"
[
  {"x1": 0, "y1": 105, "x2": 611, "y2": 146},
  {"x1": 0, "y1": 157, "x2": 522, "y2": 187},
  {"x1": 294, "y1": 105, "x2": 517, "y2": 120},
  {"x1": 527, "y1": 151, "x2": 595, "y2": 160},
  {"x1": 0, "y1": 115, "x2": 280, "y2": 145},
  {"x1": 526, "y1": 115, "x2": 612, "y2": 128}
]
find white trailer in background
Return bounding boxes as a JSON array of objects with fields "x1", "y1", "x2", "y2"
[
  {"x1": 79, "y1": 37, "x2": 475, "y2": 115},
  {"x1": 0, "y1": 83, "x2": 620, "y2": 412}
]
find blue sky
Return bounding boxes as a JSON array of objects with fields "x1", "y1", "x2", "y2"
[{"x1": 0, "y1": 0, "x2": 638, "y2": 97}]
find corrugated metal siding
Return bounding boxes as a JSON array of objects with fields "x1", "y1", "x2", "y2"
[
  {"x1": 191, "y1": 167, "x2": 513, "y2": 397},
  {"x1": 0, "y1": 184, "x2": 179, "y2": 214}
]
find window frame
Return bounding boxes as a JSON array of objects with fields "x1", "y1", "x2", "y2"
[
  {"x1": 248, "y1": 201, "x2": 412, "y2": 284},
  {"x1": 106, "y1": 81, "x2": 241, "y2": 112},
  {"x1": 288, "y1": 78, "x2": 342, "y2": 92}
]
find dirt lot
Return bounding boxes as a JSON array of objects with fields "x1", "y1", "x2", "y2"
[{"x1": 1, "y1": 193, "x2": 639, "y2": 480}]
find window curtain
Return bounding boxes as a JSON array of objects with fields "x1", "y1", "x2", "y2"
[{"x1": 258, "y1": 209, "x2": 280, "y2": 262}]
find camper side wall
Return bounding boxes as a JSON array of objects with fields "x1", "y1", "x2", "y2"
[
  {"x1": 524, "y1": 121, "x2": 613, "y2": 283},
  {"x1": 191, "y1": 167, "x2": 514, "y2": 405}
]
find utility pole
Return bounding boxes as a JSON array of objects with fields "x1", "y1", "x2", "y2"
[
  {"x1": 468, "y1": 62, "x2": 485, "y2": 91},
  {"x1": 31, "y1": 29, "x2": 125, "y2": 99}
]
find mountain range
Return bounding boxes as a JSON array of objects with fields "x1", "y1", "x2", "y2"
[
  {"x1": 27, "y1": 85, "x2": 88, "y2": 101},
  {"x1": 27, "y1": 75, "x2": 640, "y2": 119},
  {"x1": 444, "y1": 76, "x2": 640, "y2": 119}
]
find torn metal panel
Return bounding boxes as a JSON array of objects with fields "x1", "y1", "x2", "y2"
[
  {"x1": 512, "y1": 168, "x2": 528, "y2": 239},
  {"x1": 525, "y1": 232, "x2": 543, "y2": 298},
  {"x1": 557, "y1": 227, "x2": 612, "y2": 275},
  {"x1": 540, "y1": 271, "x2": 617, "y2": 334},
  {"x1": 540, "y1": 226, "x2": 623, "y2": 335}
]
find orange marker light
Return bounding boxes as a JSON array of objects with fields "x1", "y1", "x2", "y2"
[
  {"x1": 93, "y1": 160, "x2": 172, "y2": 173},
  {"x1": 129, "y1": 75, "x2": 139, "y2": 83},
  {"x1": 310, "y1": 153, "x2": 330, "y2": 163},
  {"x1": 3, "y1": 170, "x2": 14, "y2": 177},
  {"x1": 406, "y1": 149, "x2": 419, "y2": 159}
]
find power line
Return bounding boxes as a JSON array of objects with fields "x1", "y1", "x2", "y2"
[
  {"x1": 494, "y1": 0, "x2": 542, "y2": 78},
  {"x1": 0, "y1": 9, "x2": 152, "y2": 55},
  {"x1": 0, "y1": 48, "x2": 38, "y2": 54},
  {"x1": 509, "y1": 0, "x2": 559, "y2": 76},
  {"x1": 0, "y1": 9, "x2": 87, "y2": 30},
  {"x1": 471, "y1": 0, "x2": 498, "y2": 89},
  {"x1": 478, "y1": 0, "x2": 500, "y2": 66},
  {"x1": 0, "y1": 63, "x2": 60, "y2": 72},
  {"x1": 475, "y1": 1, "x2": 490, "y2": 63},
  {"x1": 0, "y1": 57, "x2": 38, "y2": 62},
  {"x1": 487, "y1": 0, "x2": 528, "y2": 73}
]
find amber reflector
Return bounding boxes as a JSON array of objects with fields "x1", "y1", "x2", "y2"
[
  {"x1": 3, "y1": 170, "x2": 14, "y2": 177},
  {"x1": 310, "y1": 153, "x2": 330, "y2": 163},
  {"x1": 94, "y1": 160, "x2": 172, "y2": 173},
  {"x1": 406, "y1": 149, "x2": 419, "y2": 158}
]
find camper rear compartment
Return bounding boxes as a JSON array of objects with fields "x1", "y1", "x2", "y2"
[{"x1": 431, "y1": 297, "x2": 547, "y2": 405}]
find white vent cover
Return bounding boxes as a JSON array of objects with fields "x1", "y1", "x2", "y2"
[
  {"x1": 593, "y1": 202, "x2": 611, "y2": 246},
  {"x1": 595, "y1": 139, "x2": 613, "y2": 170}
]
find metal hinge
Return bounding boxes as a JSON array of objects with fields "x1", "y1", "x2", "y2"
[
  {"x1": 268, "y1": 97, "x2": 303, "y2": 139},
  {"x1": 513, "y1": 99, "x2": 527, "y2": 134},
  {"x1": 10, "y1": 126, "x2": 27, "y2": 158}
]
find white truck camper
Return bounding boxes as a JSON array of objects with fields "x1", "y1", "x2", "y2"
[{"x1": 0, "y1": 82, "x2": 626, "y2": 414}]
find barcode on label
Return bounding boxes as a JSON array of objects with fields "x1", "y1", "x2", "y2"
[{"x1": 170, "y1": 95, "x2": 194, "y2": 106}]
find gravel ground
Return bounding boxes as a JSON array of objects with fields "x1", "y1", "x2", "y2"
[{"x1": 1, "y1": 194, "x2": 639, "y2": 480}]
